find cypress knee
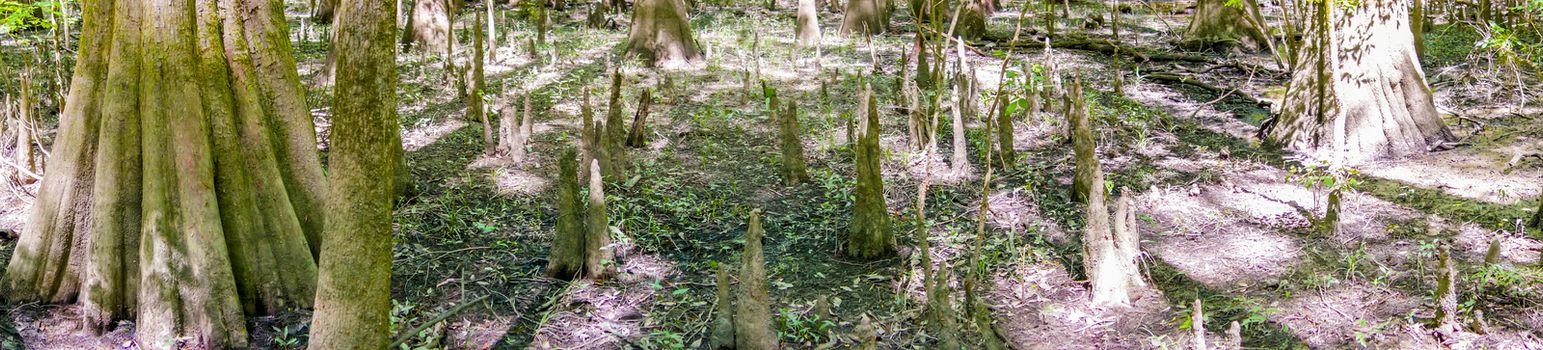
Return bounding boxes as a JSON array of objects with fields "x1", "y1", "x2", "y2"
[{"x1": 734, "y1": 210, "x2": 778, "y2": 349}]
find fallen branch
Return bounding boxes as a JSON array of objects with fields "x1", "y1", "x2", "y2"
[
  {"x1": 389, "y1": 295, "x2": 490, "y2": 349},
  {"x1": 1142, "y1": 72, "x2": 1265, "y2": 106},
  {"x1": 992, "y1": 37, "x2": 1211, "y2": 64}
]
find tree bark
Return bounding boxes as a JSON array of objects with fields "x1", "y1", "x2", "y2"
[
  {"x1": 994, "y1": 89, "x2": 1014, "y2": 169},
  {"x1": 1529, "y1": 192, "x2": 1541, "y2": 231},
  {"x1": 2, "y1": 0, "x2": 328, "y2": 347},
  {"x1": 625, "y1": 0, "x2": 703, "y2": 67},
  {"x1": 779, "y1": 103, "x2": 810, "y2": 185},
  {"x1": 627, "y1": 89, "x2": 652, "y2": 147},
  {"x1": 1068, "y1": 75, "x2": 1096, "y2": 203},
  {"x1": 1265, "y1": 0, "x2": 1452, "y2": 165},
  {"x1": 308, "y1": 0, "x2": 398, "y2": 347},
  {"x1": 313, "y1": 0, "x2": 339, "y2": 24}
]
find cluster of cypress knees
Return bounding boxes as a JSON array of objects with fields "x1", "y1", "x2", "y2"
[{"x1": 516, "y1": 22, "x2": 1531, "y2": 347}]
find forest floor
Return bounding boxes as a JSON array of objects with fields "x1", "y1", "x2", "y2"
[{"x1": 1, "y1": 0, "x2": 1542, "y2": 349}]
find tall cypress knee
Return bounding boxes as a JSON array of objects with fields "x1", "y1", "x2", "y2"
[
  {"x1": 849, "y1": 82, "x2": 895, "y2": 260},
  {"x1": 603, "y1": 70, "x2": 628, "y2": 182},
  {"x1": 546, "y1": 148, "x2": 586, "y2": 278},
  {"x1": 1067, "y1": 75, "x2": 1096, "y2": 203},
  {"x1": 710, "y1": 263, "x2": 736, "y2": 349},
  {"x1": 584, "y1": 159, "x2": 614, "y2": 278},
  {"x1": 734, "y1": 210, "x2": 778, "y2": 349}
]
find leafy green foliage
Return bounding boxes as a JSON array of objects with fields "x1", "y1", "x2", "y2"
[
  {"x1": 778, "y1": 308, "x2": 835, "y2": 346},
  {"x1": 0, "y1": 0, "x2": 59, "y2": 34}
]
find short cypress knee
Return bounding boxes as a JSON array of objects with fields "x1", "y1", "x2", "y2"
[
  {"x1": 711, "y1": 263, "x2": 736, "y2": 349},
  {"x1": 779, "y1": 104, "x2": 810, "y2": 185}
]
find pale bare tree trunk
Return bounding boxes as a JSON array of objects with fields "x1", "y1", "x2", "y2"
[
  {"x1": 1265, "y1": 0, "x2": 1452, "y2": 165},
  {"x1": 840, "y1": 0, "x2": 887, "y2": 36},
  {"x1": 1182, "y1": 0, "x2": 1270, "y2": 51},
  {"x1": 795, "y1": 0, "x2": 821, "y2": 46},
  {"x1": 407, "y1": 0, "x2": 452, "y2": 53},
  {"x1": 625, "y1": 0, "x2": 703, "y2": 67}
]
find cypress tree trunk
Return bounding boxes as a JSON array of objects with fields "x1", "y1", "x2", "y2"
[
  {"x1": 2, "y1": 0, "x2": 328, "y2": 346},
  {"x1": 313, "y1": 0, "x2": 339, "y2": 23},
  {"x1": 12, "y1": 80, "x2": 35, "y2": 182},
  {"x1": 954, "y1": 0, "x2": 988, "y2": 39},
  {"x1": 734, "y1": 210, "x2": 778, "y2": 349},
  {"x1": 840, "y1": 0, "x2": 887, "y2": 36},
  {"x1": 472, "y1": 10, "x2": 491, "y2": 146},
  {"x1": 625, "y1": 0, "x2": 703, "y2": 67},
  {"x1": 408, "y1": 0, "x2": 453, "y2": 54},
  {"x1": 1181, "y1": 0, "x2": 1270, "y2": 51},
  {"x1": 1265, "y1": 0, "x2": 1452, "y2": 165},
  {"x1": 849, "y1": 82, "x2": 895, "y2": 260},
  {"x1": 309, "y1": 0, "x2": 398, "y2": 347},
  {"x1": 1529, "y1": 192, "x2": 1541, "y2": 231},
  {"x1": 795, "y1": 0, "x2": 821, "y2": 47}
]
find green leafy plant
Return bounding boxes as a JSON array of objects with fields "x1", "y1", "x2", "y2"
[
  {"x1": 0, "y1": 0, "x2": 59, "y2": 34},
  {"x1": 778, "y1": 308, "x2": 835, "y2": 346},
  {"x1": 272, "y1": 325, "x2": 304, "y2": 350}
]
